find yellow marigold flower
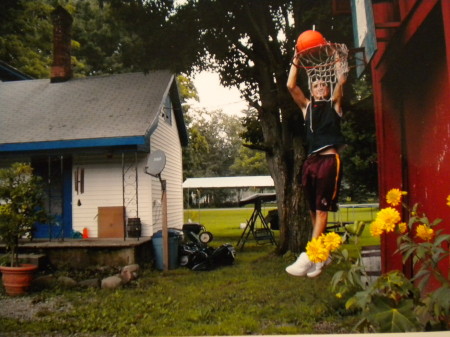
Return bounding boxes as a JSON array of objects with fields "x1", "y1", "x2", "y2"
[
  {"x1": 415, "y1": 224, "x2": 434, "y2": 241},
  {"x1": 322, "y1": 232, "x2": 342, "y2": 252},
  {"x1": 386, "y1": 188, "x2": 406, "y2": 207},
  {"x1": 306, "y1": 237, "x2": 329, "y2": 263},
  {"x1": 376, "y1": 207, "x2": 401, "y2": 233},
  {"x1": 397, "y1": 222, "x2": 407, "y2": 234},
  {"x1": 447, "y1": 195, "x2": 450, "y2": 207},
  {"x1": 370, "y1": 220, "x2": 384, "y2": 237}
]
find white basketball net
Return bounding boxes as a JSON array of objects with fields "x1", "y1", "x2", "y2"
[{"x1": 296, "y1": 43, "x2": 349, "y2": 95}]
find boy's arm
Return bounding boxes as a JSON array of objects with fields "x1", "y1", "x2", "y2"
[
  {"x1": 332, "y1": 58, "x2": 348, "y2": 112},
  {"x1": 287, "y1": 56, "x2": 309, "y2": 115}
]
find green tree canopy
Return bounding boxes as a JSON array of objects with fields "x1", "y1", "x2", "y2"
[
  {"x1": 183, "y1": 107, "x2": 269, "y2": 179},
  {"x1": 183, "y1": 109, "x2": 244, "y2": 177},
  {"x1": 1, "y1": 0, "x2": 376, "y2": 253},
  {"x1": 0, "y1": 0, "x2": 54, "y2": 78}
]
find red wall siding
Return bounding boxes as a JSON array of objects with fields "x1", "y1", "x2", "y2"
[{"x1": 371, "y1": 0, "x2": 450, "y2": 289}]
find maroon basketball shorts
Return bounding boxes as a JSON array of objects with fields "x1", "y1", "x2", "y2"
[{"x1": 301, "y1": 153, "x2": 342, "y2": 212}]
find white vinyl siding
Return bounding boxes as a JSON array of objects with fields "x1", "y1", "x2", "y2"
[
  {"x1": 150, "y1": 97, "x2": 184, "y2": 232},
  {"x1": 72, "y1": 153, "x2": 154, "y2": 237}
]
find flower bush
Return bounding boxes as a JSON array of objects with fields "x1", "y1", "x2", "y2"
[
  {"x1": 306, "y1": 231, "x2": 342, "y2": 263},
  {"x1": 331, "y1": 189, "x2": 450, "y2": 332}
]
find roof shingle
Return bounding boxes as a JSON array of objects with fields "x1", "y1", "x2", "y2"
[{"x1": 0, "y1": 71, "x2": 173, "y2": 146}]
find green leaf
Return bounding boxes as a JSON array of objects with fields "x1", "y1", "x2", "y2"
[
  {"x1": 367, "y1": 297, "x2": 420, "y2": 332},
  {"x1": 430, "y1": 218, "x2": 443, "y2": 227},
  {"x1": 435, "y1": 234, "x2": 450, "y2": 246},
  {"x1": 345, "y1": 296, "x2": 358, "y2": 310},
  {"x1": 401, "y1": 246, "x2": 417, "y2": 264},
  {"x1": 346, "y1": 289, "x2": 372, "y2": 310},
  {"x1": 430, "y1": 286, "x2": 450, "y2": 312},
  {"x1": 342, "y1": 249, "x2": 349, "y2": 260},
  {"x1": 330, "y1": 270, "x2": 344, "y2": 290},
  {"x1": 417, "y1": 273, "x2": 431, "y2": 292},
  {"x1": 411, "y1": 268, "x2": 429, "y2": 281}
]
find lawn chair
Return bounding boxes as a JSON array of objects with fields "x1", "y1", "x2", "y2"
[{"x1": 343, "y1": 221, "x2": 365, "y2": 244}]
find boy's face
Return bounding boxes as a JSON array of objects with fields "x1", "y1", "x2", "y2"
[{"x1": 311, "y1": 80, "x2": 330, "y2": 100}]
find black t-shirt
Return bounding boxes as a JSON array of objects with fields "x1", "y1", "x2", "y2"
[{"x1": 304, "y1": 100, "x2": 345, "y2": 155}]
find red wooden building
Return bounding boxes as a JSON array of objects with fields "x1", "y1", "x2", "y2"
[{"x1": 351, "y1": 0, "x2": 450, "y2": 291}]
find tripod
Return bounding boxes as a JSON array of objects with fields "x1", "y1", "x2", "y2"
[{"x1": 237, "y1": 194, "x2": 277, "y2": 251}]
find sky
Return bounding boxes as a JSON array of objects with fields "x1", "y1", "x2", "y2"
[{"x1": 188, "y1": 72, "x2": 247, "y2": 116}]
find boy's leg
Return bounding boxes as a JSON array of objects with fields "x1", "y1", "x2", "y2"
[
  {"x1": 312, "y1": 210, "x2": 328, "y2": 239},
  {"x1": 309, "y1": 210, "x2": 316, "y2": 226},
  {"x1": 307, "y1": 155, "x2": 341, "y2": 277}
]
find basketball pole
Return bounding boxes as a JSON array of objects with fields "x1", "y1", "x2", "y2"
[
  {"x1": 160, "y1": 176, "x2": 169, "y2": 271},
  {"x1": 144, "y1": 150, "x2": 168, "y2": 271}
]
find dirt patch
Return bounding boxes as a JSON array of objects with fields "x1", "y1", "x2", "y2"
[{"x1": 0, "y1": 295, "x2": 72, "y2": 321}]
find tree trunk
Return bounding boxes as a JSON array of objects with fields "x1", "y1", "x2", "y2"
[
  {"x1": 265, "y1": 132, "x2": 312, "y2": 254},
  {"x1": 256, "y1": 82, "x2": 312, "y2": 254},
  {"x1": 11, "y1": 237, "x2": 18, "y2": 267}
]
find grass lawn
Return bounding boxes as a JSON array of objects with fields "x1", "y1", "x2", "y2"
[
  {"x1": 0, "y1": 206, "x2": 379, "y2": 336},
  {"x1": 184, "y1": 205, "x2": 379, "y2": 248}
]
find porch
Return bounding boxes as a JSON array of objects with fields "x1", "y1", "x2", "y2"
[{"x1": 0, "y1": 237, "x2": 153, "y2": 269}]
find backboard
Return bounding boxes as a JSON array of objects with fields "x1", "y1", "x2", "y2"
[{"x1": 351, "y1": 0, "x2": 377, "y2": 77}]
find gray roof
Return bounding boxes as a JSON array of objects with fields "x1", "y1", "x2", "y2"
[{"x1": 0, "y1": 71, "x2": 186, "y2": 151}]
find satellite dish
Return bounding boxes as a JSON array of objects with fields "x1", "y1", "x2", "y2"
[{"x1": 145, "y1": 150, "x2": 166, "y2": 177}]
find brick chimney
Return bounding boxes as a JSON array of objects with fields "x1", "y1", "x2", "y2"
[{"x1": 50, "y1": 6, "x2": 73, "y2": 83}]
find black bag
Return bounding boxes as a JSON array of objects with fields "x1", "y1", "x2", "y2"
[
  {"x1": 210, "y1": 244, "x2": 236, "y2": 266},
  {"x1": 191, "y1": 244, "x2": 236, "y2": 271},
  {"x1": 179, "y1": 225, "x2": 236, "y2": 271},
  {"x1": 179, "y1": 243, "x2": 214, "y2": 269},
  {"x1": 181, "y1": 243, "x2": 236, "y2": 271}
]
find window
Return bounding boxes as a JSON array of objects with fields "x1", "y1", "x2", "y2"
[{"x1": 160, "y1": 95, "x2": 172, "y2": 125}]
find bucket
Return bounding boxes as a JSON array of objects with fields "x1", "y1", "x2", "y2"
[
  {"x1": 127, "y1": 218, "x2": 141, "y2": 238},
  {"x1": 152, "y1": 229, "x2": 182, "y2": 270},
  {"x1": 361, "y1": 245, "x2": 381, "y2": 285}
]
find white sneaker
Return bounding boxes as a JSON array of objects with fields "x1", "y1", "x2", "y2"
[
  {"x1": 285, "y1": 252, "x2": 314, "y2": 276},
  {"x1": 306, "y1": 257, "x2": 332, "y2": 278}
]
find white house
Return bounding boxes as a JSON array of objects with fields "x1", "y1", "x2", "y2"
[{"x1": 0, "y1": 7, "x2": 187, "y2": 240}]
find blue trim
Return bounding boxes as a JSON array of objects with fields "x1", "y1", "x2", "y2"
[
  {"x1": 0, "y1": 136, "x2": 148, "y2": 152},
  {"x1": 351, "y1": 0, "x2": 377, "y2": 78},
  {"x1": 31, "y1": 157, "x2": 74, "y2": 239},
  {"x1": 62, "y1": 158, "x2": 73, "y2": 238}
]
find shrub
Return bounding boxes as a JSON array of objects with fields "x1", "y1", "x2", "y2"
[
  {"x1": 332, "y1": 189, "x2": 450, "y2": 332},
  {"x1": 0, "y1": 162, "x2": 48, "y2": 266}
]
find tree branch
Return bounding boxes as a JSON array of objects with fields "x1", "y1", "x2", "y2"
[{"x1": 242, "y1": 142, "x2": 273, "y2": 155}]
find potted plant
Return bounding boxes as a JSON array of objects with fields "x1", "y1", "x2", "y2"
[{"x1": 0, "y1": 162, "x2": 48, "y2": 295}]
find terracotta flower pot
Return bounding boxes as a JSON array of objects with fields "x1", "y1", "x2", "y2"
[{"x1": 0, "y1": 264, "x2": 38, "y2": 296}]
